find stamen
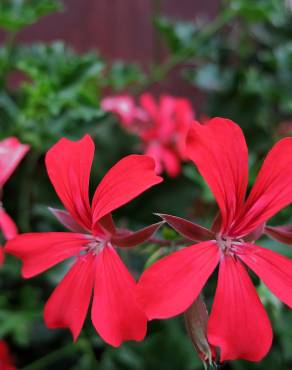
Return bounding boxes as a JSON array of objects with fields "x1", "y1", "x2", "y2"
[
  {"x1": 86, "y1": 239, "x2": 106, "y2": 255},
  {"x1": 216, "y1": 234, "x2": 244, "y2": 256}
]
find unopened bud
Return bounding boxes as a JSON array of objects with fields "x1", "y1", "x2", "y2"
[{"x1": 184, "y1": 294, "x2": 216, "y2": 368}]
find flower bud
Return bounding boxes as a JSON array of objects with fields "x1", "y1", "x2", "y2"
[{"x1": 184, "y1": 294, "x2": 217, "y2": 368}]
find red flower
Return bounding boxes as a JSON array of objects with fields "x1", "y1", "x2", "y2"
[
  {"x1": 0, "y1": 341, "x2": 17, "y2": 370},
  {"x1": 5, "y1": 135, "x2": 162, "y2": 346},
  {"x1": 101, "y1": 94, "x2": 194, "y2": 177},
  {"x1": 0, "y1": 137, "x2": 29, "y2": 265},
  {"x1": 137, "y1": 118, "x2": 292, "y2": 362}
]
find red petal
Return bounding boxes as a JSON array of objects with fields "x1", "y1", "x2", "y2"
[
  {"x1": 0, "y1": 340, "x2": 16, "y2": 370},
  {"x1": 145, "y1": 143, "x2": 181, "y2": 177},
  {"x1": 137, "y1": 241, "x2": 219, "y2": 320},
  {"x1": 44, "y1": 254, "x2": 95, "y2": 341},
  {"x1": 0, "y1": 208, "x2": 17, "y2": 240},
  {"x1": 98, "y1": 213, "x2": 116, "y2": 235},
  {"x1": 157, "y1": 213, "x2": 214, "y2": 242},
  {"x1": 92, "y1": 155, "x2": 162, "y2": 224},
  {"x1": 186, "y1": 118, "x2": 248, "y2": 233},
  {"x1": 239, "y1": 243, "x2": 292, "y2": 308},
  {"x1": 265, "y1": 225, "x2": 292, "y2": 246},
  {"x1": 144, "y1": 143, "x2": 163, "y2": 175},
  {"x1": 112, "y1": 222, "x2": 163, "y2": 248},
  {"x1": 211, "y1": 212, "x2": 222, "y2": 233},
  {"x1": 49, "y1": 208, "x2": 87, "y2": 233},
  {"x1": 45, "y1": 135, "x2": 93, "y2": 230},
  {"x1": 231, "y1": 138, "x2": 292, "y2": 237},
  {"x1": 0, "y1": 137, "x2": 29, "y2": 187},
  {"x1": 160, "y1": 146, "x2": 181, "y2": 177},
  {"x1": 244, "y1": 222, "x2": 265, "y2": 242},
  {"x1": 207, "y1": 256, "x2": 273, "y2": 362},
  {"x1": 91, "y1": 246, "x2": 147, "y2": 346},
  {"x1": 140, "y1": 94, "x2": 158, "y2": 121},
  {"x1": 5, "y1": 232, "x2": 89, "y2": 278},
  {"x1": 157, "y1": 95, "x2": 177, "y2": 138}
]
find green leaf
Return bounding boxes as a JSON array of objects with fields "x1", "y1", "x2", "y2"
[{"x1": 0, "y1": 0, "x2": 63, "y2": 32}]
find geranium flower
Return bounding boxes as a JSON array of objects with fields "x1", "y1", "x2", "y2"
[
  {"x1": 102, "y1": 94, "x2": 194, "y2": 177},
  {"x1": 0, "y1": 341, "x2": 17, "y2": 370},
  {"x1": 0, "y1": 137, "x2": 29, "y2": 265},
  {"x1": 5, "y1": 135, "x2": 162, "y2": 346},
  {"x1": 137, "y1": 118, "x2": 292, "y2": 362}
]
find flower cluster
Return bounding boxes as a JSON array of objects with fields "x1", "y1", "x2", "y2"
[
  {"x1": 101, "y1": 94, "x2": 194, "y2": 177},
  {"x1": 1, "y1": 113, "x2": 292, "y2": 365}
]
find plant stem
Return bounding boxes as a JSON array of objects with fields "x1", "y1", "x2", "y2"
[
  {"x1": 78, "y1": 337, "x2": 100, "y2": 367},
  {"x1": 21, "y1": 342, "x2": 76, "y2": 370},
  {"x1": 140, "y1": 8, "x2": 237, "y2": 90},
  {"x1": 0, "y1": 30, "x2": 17, "y2": 86},
  {"x1": 5, "y1": 31, "x2": 17, "y2": 59},
  {"x1": 17, "y1": 151, "x2": 39, "y2": 232}
]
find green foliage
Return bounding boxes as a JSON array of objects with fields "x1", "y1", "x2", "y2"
[
  {"x1": 155, "y1": 17, "x2": 198, "y2": 54},
  {"x1": 0, "y1": 0, "x2": 63, "y2": 32},
  {"x1": 0, "y1": 0, "x2": 291, "y2": 369},
  {"x1": 0, "y1": 43, "x2": 144, "y2": 151},
  {"x1": 157, "y1": 0, "x2": 292, "y2": 155}
]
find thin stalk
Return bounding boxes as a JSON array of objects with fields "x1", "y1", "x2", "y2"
[
  {"x1": 139, "y1": 8, "x2": 236, "y2": 90},
  {"x1": 5, "y1": 31, "x2": 17, "y2": 59},
  {"x1": 78, "y1": 337, "x2": 100, "y2": 367},
  {"x1": 1, "y1": 30, "x2": 17, "y2": 86},
  {"x1": 17, "y1": 151, "x2": 39, "y2": 232},
  {"x1": 21, "y1": 342, "x2": 76, "y2": 370}
]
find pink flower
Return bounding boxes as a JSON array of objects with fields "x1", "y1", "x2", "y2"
[
  {"x1": 137, "y1": 118, "x2": 292, "y2": 362},
  {"x1": 101, "y1": 95, "x2": 147, "y2": 128},
  {"x1": 5, "y1": 135, "x2": 162, "y2": 346},
  {"x1": 0, "y1": 137, "x2": 29, "y2": 265},
  {"x1": 101, "y1": 94, "x2": 195, "y2": 177},
  {"x1": 0, "y1": 341, "x2": 17, "y2": 370}
]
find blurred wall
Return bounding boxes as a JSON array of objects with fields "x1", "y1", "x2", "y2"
[{"x1": 1, "y1": 0, "x2": 221, "y2": 100}]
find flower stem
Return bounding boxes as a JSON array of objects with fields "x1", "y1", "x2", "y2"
[
  {"x1": 139, "y1": 8, "x2": 237, "y2": 90},
  {"x1": 21, "y1": 342, "x2": 76, "y2": 370},
  {"x1": 17, "y1": 151, "x2": 39, "y2": 232}
]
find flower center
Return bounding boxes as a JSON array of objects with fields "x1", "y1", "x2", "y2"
[
  {"x1": 86, "y1": 238, "x2": 107, "y2": 255},
  {"x1": 216, "y1": 234, "x2": 243, "y2": 256}
]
